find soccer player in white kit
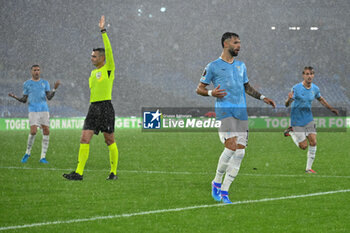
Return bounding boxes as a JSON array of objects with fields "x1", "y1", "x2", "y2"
[
  {"x1": 196, "y1": 32, "x2": 276, "y2": 203},
  {"x1": 8, "y1": 65, "x2": 60, "y2": 163}
]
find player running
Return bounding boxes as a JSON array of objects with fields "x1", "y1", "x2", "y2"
[
  {"x1": 284, "y1": 66, "x2": 338, "y2": 174},
  {"x1": 196, "y1": 32, "x2": 276, "y2": 203},
  {"x1": 8, "y1": 65, "x2": 60, "y2": 163},
  {"x1": 63, "y1": 15, "x2": 118, "y2": 181}
]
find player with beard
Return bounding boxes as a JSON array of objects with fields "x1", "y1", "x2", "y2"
[
  {"x1": 196, "y1": 32, "x2": 276, "y2": 203},
  {"x1": 8, "y1": 65, "x2": 60, "y2": 164},
  {"x1": 284, "y1": 66, "x2": 338, "y2": 173}
]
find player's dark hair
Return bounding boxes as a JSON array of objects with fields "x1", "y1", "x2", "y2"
[
  {"x1": 93, "y1": 48, "x2": 105, "y2": 56},
  {"x1": 303, "y1": 66, "x2": 314, "y2": 74},
  {"x1": 221, "y1": 32, "x2": 240, "y2": 48},
  {"x1": 31, "y1": 64, "x2": 40, "y2": 69}
]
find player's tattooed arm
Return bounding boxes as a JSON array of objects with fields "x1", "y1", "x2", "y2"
[
  {"x1": 244, "y1": 82, "x2": 276, "y2": 108},
  {"x1": 46, "y1": 91, "x2": 55, "y2": 100},
  {"x1": 8, "y1": 93, "x2": 28, "y2": 103},
  {"x1": 46, "y1": 80, "x2": 61, "y2": 100},
  {"x1": 244, "y1": 82, "x2": 262, "y2": 99}
]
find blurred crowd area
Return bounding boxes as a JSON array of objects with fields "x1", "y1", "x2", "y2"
[{"x1": 1, "y1": 0, "x2": 349, "y2": 117}]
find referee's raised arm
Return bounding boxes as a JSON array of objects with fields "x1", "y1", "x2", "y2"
[{"x1": 99, "y1": 15, "x2": 115, "y2": 71}]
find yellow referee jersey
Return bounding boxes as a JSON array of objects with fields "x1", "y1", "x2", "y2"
[{"x1": 89, "y1": 33, "x2": 115, "y2": 103}]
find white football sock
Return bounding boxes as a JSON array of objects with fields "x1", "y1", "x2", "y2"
[
  {"x1": 41, "y1": 135, "x2": 50, "y2": 159},
  {"x1": 221, "y1": 149, "x2": 245, "y2": 192},
  {"x1": 306, "y1": 146, "x2": 316, "y2": 170},
  {"x1": 25, "y1": 134, "x2": 36, "y2": 154},
  {"x1": 213, "y1": 148, "x2": 235, "y2": 184},
  {"x1": 289, "y1": 131, "x2": 299, "y2": 147}
]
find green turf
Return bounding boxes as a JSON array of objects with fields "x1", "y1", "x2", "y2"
[{"x1": 0, "y1": 129, "x2": 349, "y2": 232}]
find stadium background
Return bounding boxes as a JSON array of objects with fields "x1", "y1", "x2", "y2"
[
  {"x1": 1, "y1": 2, "x2": 350, "y2": 232},
  {"x1": 0, "y1": 0, "x2": 349, "y2": 118}
]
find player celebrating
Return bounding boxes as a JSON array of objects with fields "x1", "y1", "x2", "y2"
[
  {"x1": 63, "y1": 15, "x2": 118, "y2": 181},
  {"x1": 8, "y1": 65, "x2": 60, "y2": 163},
  {"x1": 196, "y1": 32, "x2": 276, "y2": 203},
  {"x1": 284, "y1": 66, "x2": 338, "y2": 173}
]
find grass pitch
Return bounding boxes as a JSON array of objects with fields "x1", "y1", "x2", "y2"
[{"x1": 1, "y1": 129, "x2": 349, "y2": 232}]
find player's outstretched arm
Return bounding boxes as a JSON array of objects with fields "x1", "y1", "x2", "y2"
[
  {"x1": 196, "y1": 83, "x2": 227, "y2": 98},
  {"x1": 285, "y1": 92, "x2": 294, "y2": 107},
  {"x1": 244, "y1": 82, "x2": 276, "y2": 108},
  {"x1": 317, "y1": 97, "x2": 339, "y2": 115},
  {"x1": 8, "y1": 93, "x2": 28, "y2": 103},
  {"x1": 46, "y1": 80, "x2": 61, "y2": 100}
]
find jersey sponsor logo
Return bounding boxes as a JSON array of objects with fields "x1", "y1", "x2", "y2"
[
  {"x1": 96, "y1": 72, "x2": 102, "y2": 80},
  {"x1": 202, "y1": 69, "x2": 207, "y2": 77}
]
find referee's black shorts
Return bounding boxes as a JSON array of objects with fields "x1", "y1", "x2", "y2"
[{"x1": 83, "y1": 100, "x2": 115, "y2": 135}]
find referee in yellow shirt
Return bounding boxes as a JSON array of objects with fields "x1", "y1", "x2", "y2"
[{"x1": 63, "y1": 16, "x2": 118, "y2": 180}]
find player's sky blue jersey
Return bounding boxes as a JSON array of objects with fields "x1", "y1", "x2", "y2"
[
  {"x1": 291, "y1": 82, "x2": 321, "y2": 126},
  {"x1": 23, "y1": 79, "x2": 50, "y2": 112},
  {"x1": 200, "y1": 57, "x2": 249, "y2": 120}
]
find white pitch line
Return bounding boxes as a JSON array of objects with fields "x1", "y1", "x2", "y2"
[
  {"x1": 240, "y1": 173, "x2": 350, "y2": 179},
  {"x1": 0, "y1": 166, "x2": 196, "y2": 175},
  {"x1": 1, "y1": 189, "x2": 349, "y2": 231},
  {"x1": 0, "y1": 166, "x2": 350, "y2": 178}
]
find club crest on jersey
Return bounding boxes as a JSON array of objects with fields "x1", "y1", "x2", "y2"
[
  {"x1": 41, "y1": 82, "x2": 45, "y2": 87},
  {"x1": 236, "y1": 66, "x2": 241, "y2": 70},
  {"x1": 96, "y1": 72, "x2": 102, "y2": 80}
]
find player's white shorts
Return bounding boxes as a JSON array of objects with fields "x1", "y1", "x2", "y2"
[
  {"x1": 28, "y1": 112, "x2": 50, "y2": 127},
  {"x1": 292, "y1": 120, "x2": 316, "y2": 143},
  {"x1": 219, "y1": 117, "x2": 249, "y2": 146}
]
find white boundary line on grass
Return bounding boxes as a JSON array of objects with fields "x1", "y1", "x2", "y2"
[
  {"x1": 1, "y1": 189, "x2": 349, "y2": 231},
  {"x1": 1, "y1": 166, "x2": 350, "y2": 178}
]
